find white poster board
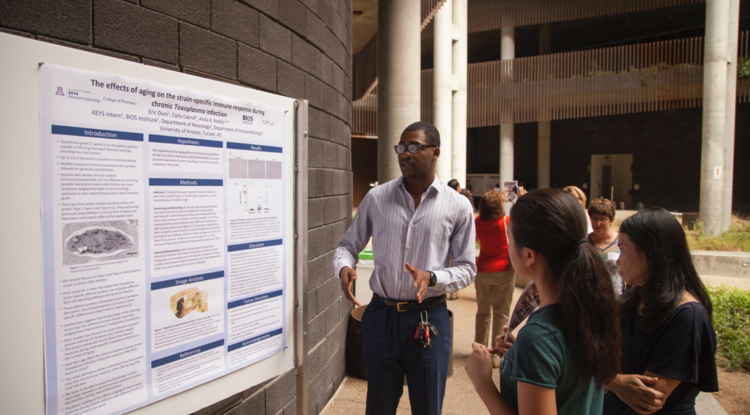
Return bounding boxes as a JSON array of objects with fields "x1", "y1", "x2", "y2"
[{"x1": 0, "y1": 33, "x2": 297, "y2": 415}]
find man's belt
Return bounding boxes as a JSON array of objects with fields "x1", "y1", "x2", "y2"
[{"x1": 372, "y1": 293, "x2": 446, "y2": 312}]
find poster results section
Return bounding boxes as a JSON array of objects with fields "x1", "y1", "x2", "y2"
[
  {"x1": 40, "y1": 64, "x2": 291, "y2": 415},
  {"x1": 226, "y1": 143, "x2": 284, "y2": 243}
]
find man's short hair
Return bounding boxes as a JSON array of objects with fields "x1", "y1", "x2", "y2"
[
  {"x1": 404, "y1": 121, "x2": 440, "y2": 147},
  {"x1": 447, "y1": 179, "x2": 460, "y2": 190}
]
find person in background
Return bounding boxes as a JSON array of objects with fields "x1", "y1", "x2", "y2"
[
  {"x1": 333, "y1": 121, "x2": 476, "y2": 415},
  {"x1": 461, "y1": 188, "x2": 476, "y2": 210},
  {"x1": 563, "y1": 185, "x2": 593, "y2": 234},
  {"x1": 587, "y1": 197, "x2": 624, "y2": 295},
  {"x1": 466, "y1": 189, "x2": 621, "y2": 415},
  {"x1": 604, "y1": 208, "x2": 718, "y2": 415},
  {"x1": 466, "y1": 180, "x2": 474, "y2": 194},
  {"x1": 474, "y1": 190, "x2": 514, "y2": 367},
  {"x1": 448, "y1": 179, "x2": 461, "y2": 192}
]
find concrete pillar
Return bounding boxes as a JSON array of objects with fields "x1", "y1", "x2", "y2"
[
  {"x1": 537, "y1": 121, "x2": 551, "y2": 188},
  {"x1": 500, "y1": 123, "x2": 514, "y2": 184},
  {"x1": 451, "y1": 0, "x2": 468, "y2": 186},
  {"x1": 433, "y1": 0, "x2": 453, "y2": 183},
  {"x1": 377, "y1": 0, "x2": 421, "y2": 184},
  {"x1": 699, "y1": 0, "x2": 731, "y2": 236},
  {"x1": 721, "y1": 0, "x2": 740, "y2": 231},
  {"x1": 537, "y1": 24, "x2": 552, "y2": 189},
  {"x1": 499, "y1": 27, "x2": 515, "y2": 184}
]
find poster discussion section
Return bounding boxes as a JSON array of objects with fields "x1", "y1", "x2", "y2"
[{"x1": 39, "y1": 64, "x2": 290, "y2": 415}]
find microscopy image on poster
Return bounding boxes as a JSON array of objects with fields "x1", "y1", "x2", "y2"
[
  {"x1": 150, "y1": 271, "x2": 225, "y2": 353},
  {"x1": 62, "y1": 220, "x2": 139, "y2": 265},
  {"x1": 39, "y1": 64, "x2": 291, "y2": 415}
]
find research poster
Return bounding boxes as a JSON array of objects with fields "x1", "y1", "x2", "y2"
[{"x1": 39, "y1": 64, "x2": 290, "y2": 415}]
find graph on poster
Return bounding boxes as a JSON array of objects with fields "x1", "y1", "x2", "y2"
[{"x1": 227, "y1": 144, "x2": 283, "y2": 242}]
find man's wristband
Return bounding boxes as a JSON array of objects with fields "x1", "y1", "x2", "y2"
[{"x1": 428, "y1": 271, "x2": 437, "y2": 287}]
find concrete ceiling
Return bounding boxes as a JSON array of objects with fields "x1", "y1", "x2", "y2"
[{"x1": 352, "y1": 0, "x2": 378, "y2": 54}]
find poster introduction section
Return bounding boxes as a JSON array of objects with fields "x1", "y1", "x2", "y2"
[{"x1": 39, "y1": 64, "x2": 292, "y2": 415}]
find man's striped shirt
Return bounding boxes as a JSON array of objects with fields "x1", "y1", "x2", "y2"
[{"x1": 333, "y1": 175, "x2": 477, "y2": 301}]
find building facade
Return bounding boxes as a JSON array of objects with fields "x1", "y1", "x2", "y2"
[
  {"x1": 0, "y1": 0, "x2": 354, "y2": 414},
  {"x1": 352, "y1": 0, "x2": 750, "y2": 223}
]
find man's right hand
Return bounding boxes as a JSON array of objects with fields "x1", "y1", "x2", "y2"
[{"x1": 339, "y1": 267, "x2": 361, "y2": 306}]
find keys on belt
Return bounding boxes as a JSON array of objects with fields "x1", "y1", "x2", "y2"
[{"x1": 414, "y1": 310, "x2": 439, "y2": 348}]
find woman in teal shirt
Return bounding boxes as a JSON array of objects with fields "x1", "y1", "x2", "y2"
[{"x1": 466, "y1": 188, "x2": 622, "y2": 415}]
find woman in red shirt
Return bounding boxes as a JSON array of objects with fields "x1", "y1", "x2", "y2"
[{"x1": 474, "y1": 190, "x2": 514, "y2": 366}]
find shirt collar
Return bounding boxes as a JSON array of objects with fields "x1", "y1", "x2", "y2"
[{"x1": 397, "y1": 175, "x2": 443, "y2": 194}]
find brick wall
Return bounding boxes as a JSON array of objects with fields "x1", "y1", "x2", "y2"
[
  {"x1": 0, "y1": 1, "x2": 354, "y2": 414},
  {"x1": 467, "y1": 104, "x2": 750, "y2": 213}
]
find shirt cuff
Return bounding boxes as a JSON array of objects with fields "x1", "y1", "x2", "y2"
[
  {"x1": 334, "y1": 264, "x2": 348, "y2": 280},
  {"x1": 332, "y1": 247, "x2": 357, "y2": 280},
  {"x1": 431, "y1": 270, "x2": 450, "y2": 292}
]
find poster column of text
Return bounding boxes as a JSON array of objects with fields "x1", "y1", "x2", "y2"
[{"x1": 52, "y1": 125, "x2": 148, "y2": 415}]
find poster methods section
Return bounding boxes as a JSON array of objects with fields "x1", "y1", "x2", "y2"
[{"x1": 40, "y1": 64, "x2": 290, "y2": 415}]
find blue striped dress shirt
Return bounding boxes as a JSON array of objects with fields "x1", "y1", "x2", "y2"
[{"x1": 333, "y1": 175, "x2": 477, "y2": 301}]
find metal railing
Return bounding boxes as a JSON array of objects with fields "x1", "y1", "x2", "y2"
[
  {"x1": 467, "y1": 0, "x2": 705, "y2": 32},
  {"x1": 353, "y1": 31, "x2": 750, "y2": 135}
]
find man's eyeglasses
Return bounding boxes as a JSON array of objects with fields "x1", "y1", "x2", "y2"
[{"x1": 393, "y1": 143, "x2": 437, "y2": 155}]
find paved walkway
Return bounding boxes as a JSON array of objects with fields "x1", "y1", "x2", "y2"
[{"x1": 321, "y1": 278, "x2": 737, "y2": 415}]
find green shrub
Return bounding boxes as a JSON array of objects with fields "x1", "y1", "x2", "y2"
[
  {"x1": 739, "y1": 56, "x2": 750, "y2": 79},
  {"x1": 685, "y1": 215, "x2": 750, "y2": 252},
  {"x1": 706, "y1": 285, "x2": 750, "y2": 371}
]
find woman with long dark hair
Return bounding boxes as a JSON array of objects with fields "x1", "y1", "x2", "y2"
[
  {"x1": 466, "y1": 188, "x2": 621, "y2": 414},
  {"x1": 604, "y1": 208, "x2": 718, "y2": 415}
]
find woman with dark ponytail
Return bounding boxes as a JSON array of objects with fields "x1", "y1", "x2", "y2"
[
  {"x1": 603, "y1": 208, "x2": 718, "y2": 415},
  {"x1": 466, "y1": 188, "x2": 621, "y2": 415}
]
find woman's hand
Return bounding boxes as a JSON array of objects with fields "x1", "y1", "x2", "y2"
[
  {"x1": 500, "y1": 189, "x2": 509, "y2": 203},
  {"x1": 488, "y1": 326, "x2": 515, "y2": 358},
  {"x1": 608, "y1": 374, "x2": 665, "y2": 415},
  {"x1": 466, "y1": 343, "x2": 516, "y2": 415},
  {"x1": 466, "y1": 342, "x2": 494, "y2": 391}
]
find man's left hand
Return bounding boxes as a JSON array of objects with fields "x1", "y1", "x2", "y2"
[{"x1": 405, "y1": 263, "x2": 430, "y2": 303}]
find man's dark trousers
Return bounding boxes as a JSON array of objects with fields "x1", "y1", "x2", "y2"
[{"x1": 361, "y1": 299, "x2": 451, "y2": 415}]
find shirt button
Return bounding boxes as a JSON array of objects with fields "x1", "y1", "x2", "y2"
[{"x1": 406, "y1": 246, "x2": 410, "y2": 250}]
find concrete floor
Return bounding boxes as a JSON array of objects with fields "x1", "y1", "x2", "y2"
[{"x1": 320, "y1": 276, "x2": 742, "y2": 415}]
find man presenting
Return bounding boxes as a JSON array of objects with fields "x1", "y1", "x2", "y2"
[{"x1": 333, "y1": 122, "x2": 476, "y2": 415}]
